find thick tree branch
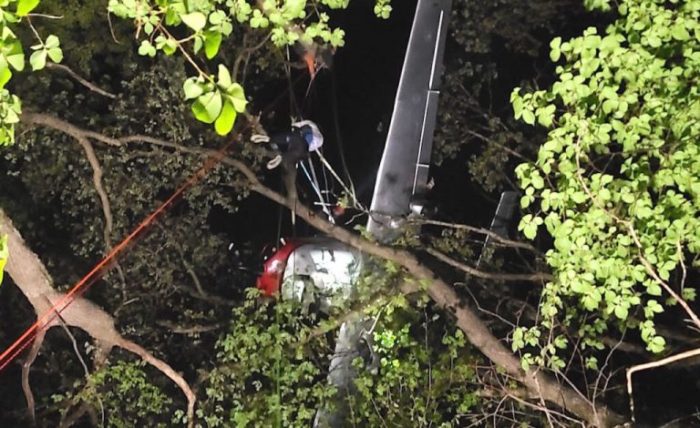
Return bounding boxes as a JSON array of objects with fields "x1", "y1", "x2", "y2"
[
  {"x1": 0, "y1": 209, "x2": 196, "y2": 427},
  {"x1": 19, "y1": 113, "x2": 624, "y2": 426}
]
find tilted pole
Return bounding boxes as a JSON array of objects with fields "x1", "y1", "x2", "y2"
[{"x1": 315, "y1": 0, "x2": 452, "y2": 425}]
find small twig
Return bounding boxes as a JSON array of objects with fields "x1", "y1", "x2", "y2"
[
  {"x1": 46, "y1": 63, "x2": 117, "y2": 99},
  {"x1": 107, "y1": 12, "x2": 121, "y2": 44},
  {"x1": 21, "y1": 329, "x2": 46, "y2": 424},
  {"x1": 27, "y1": 13, "x2": 64, "y2": 19},
  {"x1": 464, "y1": 129, "x2": 530, "y2": 162},
  {"x1": 155, "y1": 320, "x2": 225, "y2": 335},
  {"x1": 415, "y1": 218, "x2": 541, "y2": 254},
  {"x1": 25, "y1": 16, "x2": 43, "y2": 44},
  {"x1": 627, "y1": 347, "x2": 700, "y2": 422},
  {"x1": 427, "y1": 247, "x2": 553, "y2": 283}
]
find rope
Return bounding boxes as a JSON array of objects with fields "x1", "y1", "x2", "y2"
[
  {"x1": 315, "y1": 150, "x2": 364, "y2": 211},
  {"x1": 300, "y1": 160, "x2": 334, "y2": 223},
  {"x1": 307, "y1": 153, "x2": 328, "y2": 209},
  {"x1": 0, "y1": 77, "x2": 300, "y2": 373},
  {"x1": 319, "y1": 147, "x2": 333, "y2": 200}
]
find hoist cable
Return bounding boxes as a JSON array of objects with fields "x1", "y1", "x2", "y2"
[
  {"x1": 314, "y1": 150, "x2": 364, "y2": 211},
  {"x1": 307, "y1": 153, "x2": 328, "y2": 208},
  {"x1": 299, "y1": 161, "x2": 334, "y2": 223}
]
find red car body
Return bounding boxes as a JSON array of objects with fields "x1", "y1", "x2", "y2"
[{"x1": 256, "y1": 239, "x2": 305, "y2": 296}]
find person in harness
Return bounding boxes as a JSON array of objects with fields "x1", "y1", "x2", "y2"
[{"x1": 252, "y1": 120, "x2": 324, "y2": 201}]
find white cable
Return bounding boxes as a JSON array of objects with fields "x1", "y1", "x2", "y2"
[
  {"x1": 300, "y1": 161, "x2": 335, "y2": 223},
  {"x1": 314, "y1": 150, "x2": 364, "y2": 211}
]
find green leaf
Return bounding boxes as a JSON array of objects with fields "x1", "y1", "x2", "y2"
[
  {"x1": 137, "y1": 40, "x2": 156, "y2": 57},
  {"x1": 204, "y1": 31, "x2": 222, "y2": 59},
  {"x1": 670, "y1": 24, "x2": 689, "y2": 41},
  {"x1": 226, "y1": 83, "x2": 247, "y2": 112},
  {"x1": 16, "y1": 0, "x2": 40, "y2": 16},
  {"x1": 44, "y1": 35, "x2": 60, "y2": 50},
  {"x1": 29, "y1": 49, "x2": 46, "y2": 71},
  {"x1": 47, "y1": 47, "x2": 63, "y2": 63},
  {"x1": 183, "y1": 78, "x2": 204, "y2": 100},
  {"x1": 647, "y1": 283, "x2": 662, "y2": 296},
  {"x1": 5, "y1": 42, "x2": 25, "y2": 72},
  {"x1": 192, "y1": 90, "x2": 222, "y2": 124},
  {"x1": 215, "y1": 100, "x2": 237, "y2": 135},
  {"x1": 613, "y1": 305, "x2": 628, "y2": 320},
  {"x1": 217, "y1": 64, "x2": 231, "y2": 89},
  {"x1": 570, "y1": 191, "x2": 587, "y2": 204},
  {"x1": 0, "y1": 67, "x2": 11, "y2": 89},
  {"x1": 523, "y1": 222, "x2": 538, "y2": 239},
  {"x1": 181, "y1": 12, "x2": 207, "y2": 31},
  {"x1": 647, "y1": 336, "x2": 666, "y2": 353},
  {"x1": 521, "y1": 109, "x2": 535, "y2": 125}
]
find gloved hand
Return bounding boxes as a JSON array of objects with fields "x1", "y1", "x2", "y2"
[
  {"x1": 266, "y1": 154, "x2": 282, "y2": 170},
  {"x1": 251, "y1": 134, "x2": 270, "y2": 143}
]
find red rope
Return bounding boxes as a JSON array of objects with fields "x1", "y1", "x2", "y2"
[
  {"x1": 0, "y1": 138, "x2": 232, "y2": 371},
  {"x1": 0, "y1": 72, "x2": 306, "y2": 372}
]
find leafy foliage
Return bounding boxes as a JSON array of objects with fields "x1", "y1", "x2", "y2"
[
  {"x1": 53, "y1": 360, "x2": 174, "y2": 428},
  {"x1": 197, "y1": 289, "x2": 486, "y2": 427},
  {"x1": 512, "y1": 0, "x2": 700, "y2": 366},
  {"x1": 0, "y1": 0, "x2": 65, "y2": 144},
  {"x1": 198, "y1": 290, "x2": 336, "y2": 427},
  {"x1": 0, "y1": 0, "x2": 394, "y2": 142},
  {"x1": 348, "y1": 303, "x2": 482, "y2": 427}
]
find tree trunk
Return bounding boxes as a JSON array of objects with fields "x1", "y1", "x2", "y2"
[{"x1": 0, "y1": 209, "x2": 196, "y2": 427}]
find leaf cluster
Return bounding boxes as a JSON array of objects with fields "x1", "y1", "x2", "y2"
[{"x1": 511, "y1": 0, "x2": 700, "y2": 364}]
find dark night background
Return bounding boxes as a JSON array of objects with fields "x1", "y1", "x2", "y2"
[{"x1": 0, "y1": 0, "x2": 698, "y2": 425}]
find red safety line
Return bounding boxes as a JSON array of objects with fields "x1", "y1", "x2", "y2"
[
  {"x1": 0, "y1": 73, "x2": 306, "y2": 372},
  {"x1": 0, "y1": 138, "x2": 233, "y2": 371}
]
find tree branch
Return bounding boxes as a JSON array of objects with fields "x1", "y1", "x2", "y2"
[
  {"x1": 427, "y1": 247, "x2": 553, "y2": 283},
  {"x1": 0, "y1": 209, "x2": 196, "y2": 428},
  {"x1": 18, "y1": 113, "x2": 624, "y2": 426},
  {"x1": 45, "y1": 63, "x2": 117, "y2": 99},
  {"x1": 627, "y1": 347, "x2": 700, "y2": 422},
  {"x1": 413, "y1": 218, "x2": 541, "y2": 254}
]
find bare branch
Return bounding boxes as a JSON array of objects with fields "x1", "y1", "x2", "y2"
[
  {"x1": 627, "y1": 347, "x2": 700, "y2": 422},
  {"x1": 156, "y1": 320, "x2": 225, "y2": 335},
  {"x1": 427, "y1": 247, "x2": 553, "y2": 283},
  {"x1": 45, "y1": 63, "x2": 117, "y2": 99},
  {"x1": 21, "y1": 329, "x2": 45, "y2": 424},
  {"x1": 414, "y1": 218, "x2": 541, "y2": 254},
  {"x1": 74, "y1": 136, "x2": 114, "y2": 247},
  {"x1": 21, "y1": 112, "x2": 122, "y2": 146}
]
